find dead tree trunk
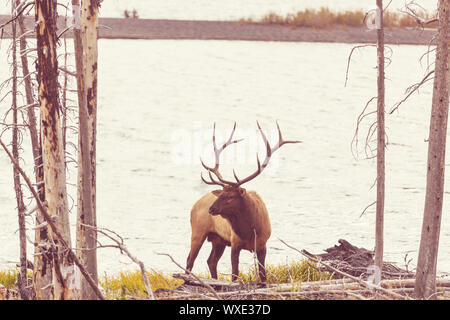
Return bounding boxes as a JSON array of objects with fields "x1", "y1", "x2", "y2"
[
  {"x1": 73, "y1": 0, "x2": 99, "y2": 300},
  {"x1": 414, "y1": 0, "x2": 449, "y2": 300},
  {"x1": 17, "y1": 3, "x2": 52, "y2": 300},
  {"x1": 374, "y1": 0, "x2": 385, "y2": 280},
  {"x1": 11, "y1": 0, "x2": 30, "y2": 300},
  {"x1": 35, "y1": 0, "x2": 74, "y2": 300}
]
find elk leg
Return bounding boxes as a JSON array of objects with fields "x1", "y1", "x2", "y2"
[
  {"x1": 230, "y1": 245, "x2": 242, "y2": 281},
  {"x1": 186, "y1": 234, "x2": 206, "y2": 273},
  {"x1": 256, "y1": 247, "x2": 267, "y2": 283},
  {"x1": 207, "y1": 241, "x2": 226, "y2": 279}
]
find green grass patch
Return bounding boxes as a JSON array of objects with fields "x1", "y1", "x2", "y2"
[
  {"x1": 199, "y1": 259, "x2": 332, "y2": 285},
  {"x1": 100, "y1": 270, "x2": 183, "y2": 300},
  {"x1": 89, "y1": 260, "x2": 330, "y2": 300},
  {"x1": 2, "y1": 260, "x2": 331, "y2": 299},
  {"x1": 240, "y1": 259, "x2": 332, "y2": 284},
  {"x1": 0, "y1": 269, "x2": 19, "y2": 289}
]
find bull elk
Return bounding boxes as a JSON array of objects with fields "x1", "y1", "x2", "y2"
[{"x1": 186, "y1": 121, "x2": 300, "y2": 282}]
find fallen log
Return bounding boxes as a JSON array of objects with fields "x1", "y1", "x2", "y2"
[
  {"x1": 172, "y1": 273, "x2": 268, "y2": 292},
  {"x1": 380, "y1": 278, "x2": 450, "y2": 289},
  {"x1": 168, "y1": 273, "x2": 450, "y2": 300},
  {"x1": 165, "y1": 239, "x2": 449, "y2": 300}
]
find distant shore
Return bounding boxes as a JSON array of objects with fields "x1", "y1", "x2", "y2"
[{"x1": 0, "y1": 15, "x2": 436, "y2": 45}]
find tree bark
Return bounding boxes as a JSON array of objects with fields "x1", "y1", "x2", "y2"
[
  {"x1": 17, "y1": 2, "x2": 52, "y2": 300},
  {"x1": 72, "y1": 0, "x2": 99, "y2": 300},
  {"x1": 81, "y1": 0, "x2": 99, "y2": 223},
  {"x1": 11, "y1": 0, "x2": 30, "y2": 300},
  {"x1": 0, "y1": 139, "x2": 106, "y2": 300},
  {"x1": 35, "y1": 0, "x2": 74, "y2": 300},
  {"x1": 374, "y1": 0, "x2": 385, "y2": 278},
  {"x1": 414, "y1": 0, "x2": 449, "y2": 300}
]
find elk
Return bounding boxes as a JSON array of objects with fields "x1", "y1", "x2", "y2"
[{"x1": 186, "y1": 121, "x2": 300, "y2": 282}]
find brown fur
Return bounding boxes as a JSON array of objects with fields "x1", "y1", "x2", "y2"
[{"x1": 186, "y1": 186, "x2": 271, "y2": 282}]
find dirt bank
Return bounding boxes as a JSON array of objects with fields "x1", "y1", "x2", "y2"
[{"x1": 0, "y1": 15, "x2": 436, "y2": 45}]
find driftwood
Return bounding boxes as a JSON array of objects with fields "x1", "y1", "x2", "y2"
[
  {"x1": 160, "y1": 240, "x2": 450, "y2": 300},
  {"x1": 305, "y1": 239, "x2": 414, "y2": 280},
  {"x1": 280, "y1": 239, "x2": 409, "y2": 300},
  {"x1": 173, "y1": 273, "x2": 252, "y2": 291},
  {"x1": 164, "y1": 273, "x2": 450, "y2": 300}
]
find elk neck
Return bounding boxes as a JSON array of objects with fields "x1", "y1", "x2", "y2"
[{"x1": 227, "y1": 192, "x2": 256, "y2": 241}]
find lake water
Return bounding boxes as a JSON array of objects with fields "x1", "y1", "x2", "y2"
[{"x1": 1, "y1": 38, "x2": 449, "y2": 278}]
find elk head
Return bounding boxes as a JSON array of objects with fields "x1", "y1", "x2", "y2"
[
  {"x1": 209, "y1": 186, "x2": 246, "y2": 216},
  {"x1": 208, "y1": 186, "x2": 253, "y2": 240}
]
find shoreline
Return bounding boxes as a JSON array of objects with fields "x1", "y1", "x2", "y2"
[{"x1": 0, "y1": 15, "x2": 436, "y2": 45}]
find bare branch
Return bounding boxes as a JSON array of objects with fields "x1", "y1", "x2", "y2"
[
  {"x1": 345, "y1": 45, "x2": 377, "y2": 87},
  {"x1": 360, "y1": 201, "x2": 377, "y2": 218},
  {"x1": 158, "y1": 252, "x2": 220, "y2": 300},
  {"x1": 82, "y1": 224, "x2": 155, "y2": 300},
  {"x1": 0, "y1": 138, "x2": 106, "y2": 300},
  {"x1": 389, "y1": 70, "x2": 435, "y2": 114},
  {"x1": 0, "y1": 2, "x2": 34, "y2": 31}
]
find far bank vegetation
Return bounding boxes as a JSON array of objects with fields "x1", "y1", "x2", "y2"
[{"x1": 240, "y1": 7, "x2": 437, "y2": 29}]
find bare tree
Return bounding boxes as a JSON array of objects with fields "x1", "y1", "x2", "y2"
[
  {"x1": 35, "y1": 0, "x2": 74, "y2": 300},
  {"x1": 1, "y1": 0, "x2": 53, "y2": 299},
  {"x1": 414, "y1": 0, "x2": 449, "y2": 299},
  {"x1": 71, "y1": 0, "x2": 99, "y2": 300},
  {"x1": 0, "y1": 138, "x2": 106, "y2": 300},
  {"x1": 15, "y1": 2, "x2": 54, "y2": 300},
  {"x1": 347, "y1": 2, "x2": 387, "y2": 280},
  {"x1": 10, "y1": 0, "x2": 30, "y2": 300},
  {"x1": 374, "y1": 0, "x2": 385, "y2": 279}
]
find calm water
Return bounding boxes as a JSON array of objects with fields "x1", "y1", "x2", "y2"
[
  {"x1": 0, "y1": 0, "x2": 439, "y2": 20},
  {"x1": 1, "y1": 38, "x2": 449, "y2": 277}
]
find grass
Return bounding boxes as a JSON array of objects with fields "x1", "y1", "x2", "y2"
[
  {"x1": 100, "y1": 270, "x2": 183, "y2": 300},
  {"x1": 240, "y1": 259, "x2": 332, "y2": 284},
  {"x1": 240, "y1": 7, "x2": 437, "y2": 29},
  {"x1": 101, "y1": 259, "x2": 331, "y2": 299},
  {"x1": 198, "y1": 259, "x2": 331, "y2": 285},
  {"x1": 0, "y1": 269, "x2": 20, "y2": 289},
  {"x1": 1, "y1": 259, "x2": 331, "y2": 299}
]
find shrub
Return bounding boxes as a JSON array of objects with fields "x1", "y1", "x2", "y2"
[
  {"x1": 244, "y1": 7, "x2": 437, "y2": 29},
  {"x1": 0, "y1": 269, "x2": 19, "y2": 289}
]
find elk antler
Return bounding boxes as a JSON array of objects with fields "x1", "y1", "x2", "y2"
[
  {"x1": 200, "y1": 122, "x2": 244, "y2": 187},
  {"x1": 231, "y1": 121, "x2": 302, "y2": 186},
  {"x1": 200, "y1": 121, "x2": 301, "y2": 188}
]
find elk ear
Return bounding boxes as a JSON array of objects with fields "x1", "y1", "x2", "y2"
[
  {"x1": 211, "y1": 190, "x2": 223, "y2": 197},
  {"x1": 238, "y1": 188, "x2": 246, "y2": 196}
]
